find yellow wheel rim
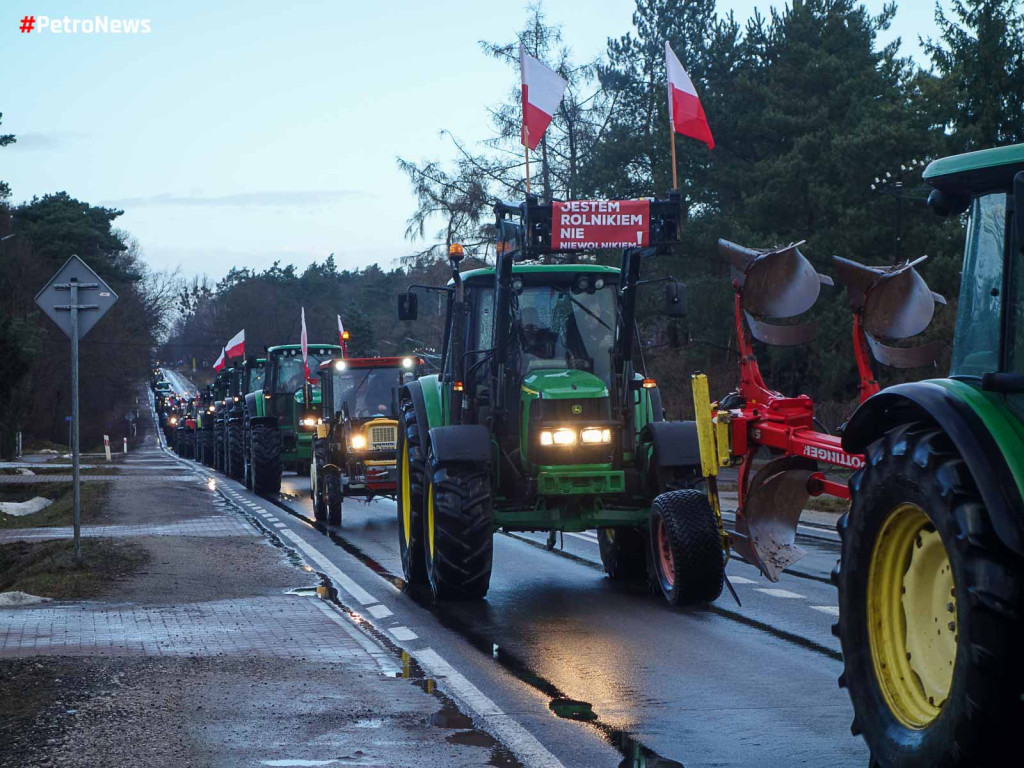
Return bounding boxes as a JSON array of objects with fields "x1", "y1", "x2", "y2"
[
  {"x1": 427, "y1": 480, "x2": 435, "y2": 559},
  {"x1": 867, "y1": 502, "x2": 956, "y2": 728},
  {"x1": 401, "y1": 441, "x2": 412, "y2": 547}
]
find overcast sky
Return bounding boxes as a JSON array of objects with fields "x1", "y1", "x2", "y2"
[{"x1": 4, "y1": 0, "x2": 943, "y2": 282}]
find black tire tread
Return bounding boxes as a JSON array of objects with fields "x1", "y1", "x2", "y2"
[
  {"x1": 251, "y1": 423, "x2": 281, "y2": 495},
  {"x1": 650, "y1": 489, "x2": 725, "y2": 605}
]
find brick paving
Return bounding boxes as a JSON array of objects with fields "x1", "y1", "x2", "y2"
[
  {"x1": 0, "y1": 517, "x2": 258, "y2": 542},
  {"x1": 0, "y1": 596, "x2": 378, "y2": 669}
]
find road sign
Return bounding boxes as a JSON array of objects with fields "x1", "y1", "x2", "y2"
[
  {"x1": 34, "y1": 255, "x2": 118, "y2": 339},
  {"x1": 35, "y1": 255, "x2": 117, "y2": 562}
]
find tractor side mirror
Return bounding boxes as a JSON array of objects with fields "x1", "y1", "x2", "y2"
[
  {"x1": 664, "y1": 282, "x2": 687, "y2": 318},
  {"x1": 927, "y1": 188, "x2": 970, "y2": 218},
  {"x1": 1015, "y1": 172, "x2": 1024, "y2": 254},
  {"x1": 398, "y1": 292, "x2": 418, "y2": 321}
]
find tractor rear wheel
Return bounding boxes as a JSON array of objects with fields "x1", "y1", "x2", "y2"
[
  {"x1": 311, "y1": 441, "x2": 327, "y2": 521},
  {"x1": 598, "y1": 527, "x2": 647, "y2": 581},
  {"x1": 202, "y1": 430, "x2": 215, "y2": 467},
  {"x1": 242, "y1": 428, "x2": 254, "y2": 490},
  {"x1": 325, "y1": 471, "x2": 343, "y2": 527},
  {"x1": 423, "y1": 446, "x2": 492, "y2": 600},
  {"x1": 649, "y1": 490, "x2": 725, "y2": 605},
  {"x1": 226, "y1": 422, "x2": 244, "y2": 480},
  {"x1": 397, "y1": 400, "x2": 427, "y2": 585},
  {"x1": 251, "y1": 423, "x2": 281, "y2": 496},
  {"x1": 837, "y1": 423, "x2": 1023, "y2": 768},
  {"x1": 214, "y1": 425, "x2": 225, "y2": 472}
]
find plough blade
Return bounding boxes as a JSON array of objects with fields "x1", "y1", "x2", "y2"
[
  {"x1": 731, "y1": 457, "x2": 817, "y2": 582},
  {"x1": 718, "y1": 239, "x2": 832, "y2": 347}
]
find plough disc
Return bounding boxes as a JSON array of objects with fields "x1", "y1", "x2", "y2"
[{"x1": 731, "y1": 456, "x2": 817, "y2": 582}]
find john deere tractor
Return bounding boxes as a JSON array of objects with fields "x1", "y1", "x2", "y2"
[
  {"x1": 244, "y1": 344, "x2": 341, "y2": 495},
  {"x1": 222, "y1": 356, "x2": 263, "y2": 480},
  {"x1": 311, "y1": 355, "x2": 423, "y2": 526},
  {"x1": 395, "y1": 193, "x2": 721, "y2": 601},
  {"x1": 830, "y1": 145, "x2": 1024, "y2": 766}
]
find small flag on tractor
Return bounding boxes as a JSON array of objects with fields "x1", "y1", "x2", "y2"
[
  {"x1": 225, "y1": 328, "x2": 245, "y2": 359},
  {"x1": 665, "y1": 42, "x2": 714, "y2": 151},
  {"x1": 337, "y1": 315, "x2": 349, "y2": 357},
  {"x1": 300, "y1": 307, "x2": 310, "y2": 381},
  {"x1": 213, "y1": 347, "x2": 226, "y2": 371}
]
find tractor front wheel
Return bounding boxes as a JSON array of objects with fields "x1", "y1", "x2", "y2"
[
  {"x1": 325, "y1": 471, "x2": 343, "y2": 527},
  {"x1": 649, "y1": 490, "x2": 725, "y2": 605},
  {"x1": 597, "y1": 527, "x2": 647, "y2": 581},
  {"x1": 397, "y1": 400, "x2": 427, "y2": 585},
  {"x1": 837, "y1": 424, "x2": 1023, "y2": 768},
  {"x1": 424, "y1": 446, "x2": 492, "y2": 600},
  {"x1": 226, "y1": 422, "x2": 244, "y2": 480},
  {"x1": 251, "y1": 423, "x2": 281, "y2": 496},
  {"x1": 311, "y1": 441, "x2": 327, "y2": 521}
]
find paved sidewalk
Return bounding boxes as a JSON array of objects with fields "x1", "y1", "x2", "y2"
[{"x1": 0, "y1": 398, "x2": 513, "y2": 768}]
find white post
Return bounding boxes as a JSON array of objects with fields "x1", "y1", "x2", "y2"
[
  {"x1": 123, "y1": 437, "x2": 127, "y2": 454},
  {"x1": 103, "y1": 435, "x2": 111, "y2": 462}
]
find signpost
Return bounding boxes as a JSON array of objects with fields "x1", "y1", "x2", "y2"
[{"x1": 35, "y1": 256, "x2": 118, "y2": 562}]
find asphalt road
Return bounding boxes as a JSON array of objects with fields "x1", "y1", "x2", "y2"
[
  {"x1": 160, "y1": 368, "x2": 198, "y2": 400},
  {"x1": 173, "y1": 460, "x2": 868, "y2": 767}
]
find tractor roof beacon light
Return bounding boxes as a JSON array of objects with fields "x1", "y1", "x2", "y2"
[{"x1": 449, "y1": 243, "x2": 465, "y2": 263}]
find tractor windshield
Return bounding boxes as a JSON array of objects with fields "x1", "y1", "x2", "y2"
[
  {"x1": 247, "y1": 366, "x2": 265, "y2": 393},
  {"x1": 513, "y1": 282, "x2": 616, "y2": 382},
  {"x1": 951, "y1": 192, "x2": 1007, "y2": 377},
  {"x1": 274, "y1": 351, "x2": 331, "y2": 393},
  {"x1": 333, "y1": 368, "x2": 399, "y2": 419}
]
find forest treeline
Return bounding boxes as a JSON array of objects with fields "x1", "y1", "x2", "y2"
[{"x1": 3, "y1": 0, "x2": 1023, "y2": 455}]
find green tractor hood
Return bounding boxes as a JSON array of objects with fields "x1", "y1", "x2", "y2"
[{"x1": 522, "y1": 369, "x2": 609, "y2": 400}]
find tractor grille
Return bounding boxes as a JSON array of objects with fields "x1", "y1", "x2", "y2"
[
  {"x1": 530, "y1": 396, "x2": 614, "y2": 466},
  {"x1": 368, "y1": 424, "x2": 397, "y2": 451}
]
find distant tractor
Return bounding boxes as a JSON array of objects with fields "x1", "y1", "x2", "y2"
[
  {"x1": 244, "y1": 344, "x2": 341, "y2": 495},
  {"x1": 310, "y1": 355, "x2": 422, "y2": 526},
  {"x1": 196, "y1": 387, "x2": 216, "y2": 467},
  {"x1": 689, "y1": 144, "x2": 1024, "y2": 767},
  {"x1": 395, "y1": 194, "x2": 720, "y2": 601}
]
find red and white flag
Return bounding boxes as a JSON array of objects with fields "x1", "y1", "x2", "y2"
[
  {"x1": 665, "y1": 42, "x2": 714, "y2": 150},
  {"x1": 225, "y1": 329, "x2": 245, "y2": 359},
  {"x1": 300, "y1": 307, "x2": 310, "y2": 381},
  {"x1": 213, "y1": 348, "x2": 226, "y2": 372},
  {"x1": 520, "y1": 44, "x2": 567, "y2": 151}
]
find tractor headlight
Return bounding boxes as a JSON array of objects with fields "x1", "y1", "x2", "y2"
[
  {"x1": 299, "y1": 418, "x2": 316, "y2": 427},
  {"x1": 169, "y1": 417, "x2": 178, "y2": 426},
  {"x1": 350, "y1": 434, "x2": 367, "y2": 450},
  {"x1": 402, "y1": 357, "x2": 414, "y2": 369},
  {"x1": 580, "y1": 427, "x2": 612, "y2": 444},
  {"x1": 539, "y1": 428, "x2": 577, "y2": 446}
]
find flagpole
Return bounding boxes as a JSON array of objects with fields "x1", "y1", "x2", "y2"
[
  {"x1": 669, "y1": 121, "x2": 679, "y2": 190},
  {"x1": 524, "y1": 127, "x2": 532, "y2": 196}
]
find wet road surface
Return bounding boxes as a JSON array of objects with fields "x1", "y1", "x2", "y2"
[{"x1": 163, "y1": 448, "x2": 869, "y2": 768}]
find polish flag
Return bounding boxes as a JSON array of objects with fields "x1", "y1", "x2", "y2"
[
  {"x1": 665, "y1": 42, "x2": 714, "y2": 150},
  {"x1": 300, "y1": 307, "x2": 310, "y2": 381},
  {"x1": 213, "y1": 348, "x2": 226, "y2": 372},
  {"x1": 520, "y1": 44, "x2": 567, "y2": 151},
  {"x1": 225, "y1": 329, "x2": 245, "y2": 359}
]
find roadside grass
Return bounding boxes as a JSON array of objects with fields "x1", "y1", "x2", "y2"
[
  {"x1": 0, "y1": 538, "x2": 150, "y2": 599},
  {"x1": 0, "y1": 483, "x2": 110, "y2": 529}
]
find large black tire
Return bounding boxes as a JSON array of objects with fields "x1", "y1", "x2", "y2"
[
  {"x1": 213, "y1": 423, "x2": 225, "y2": 472},
  {"x1": 201, "y1": 429, "x2": 215, "y2": 467},
  {"x1": 226, "y1": 421, "x2": 244, "y2": 480},
  {"x1": 251, "y1": 422, "x2": 281, "y2": 496},
  {"x1": 649, "y1": 490, "x2": 725, "y2": 605},
  {"x1": 242, "y1": 426, "x2": 254, "y2": 490},
  {"x1": 597, "y1": 527, "x2": 647, "y2": 581},
  {"x1": 837, "y1": 423, "x2": 1024, "y2": 768},
  {"x1": 325, "y1": 471, "x2": 343, "y2": 527},
  {"x1": 311, "y1": 440, "x2": 327, "y2": 521},
  {"x1": 424, "y1": 445, "x2": 493, "y2": 600},
  {"x1": 397, "y1": 399, "x2": 427, "y2": 585}
]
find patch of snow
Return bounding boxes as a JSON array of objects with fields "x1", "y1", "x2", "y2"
[
  {"x1": 37, "y1": 449, "x2": 59, "y2": 454},
  {"x1": 17, "y1": 468, "x2": 35, "y2": 476},
  {"x1": 0, "y1": 497, "x2": 54, "y2": 517},
  {"x1": 0, "y1": 591, "x2": 52, "y2": 607}
]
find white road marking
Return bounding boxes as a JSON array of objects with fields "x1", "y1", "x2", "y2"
[
  {"x1": 367, "y1": 604, "x2": 393, "y2": 619},
  {"x1": 273, "y1": 523, "x2": 287, "y2": 529},
  {"x1": 811, "y1": 605, "x2": 840, "y2": 616},
  {"x1": 756, "y1": 588, "x2": 806, "y2": 599},
  {"x1": 727, "y1": 575, "x2": 757, "y2": 585},
  {"x1": 278, "y1": 529, "x2": 378, "y2": 606},
  {"x1": 565, "y1": 532, "x2": 598, "y2": 544},
  {"x1": 389, "y1": 626, "x2": 418, "y2": 641},
  {"x1": 417, "y1": 648, "x2": 565, "y2": 768}
]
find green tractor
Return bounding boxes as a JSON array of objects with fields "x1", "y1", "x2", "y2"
[
  {"x1": 222, "y1": 356, "x2": 264, "y2": 480},
  {"x1": 195, "y1": 386, "x2": 217, "y2": 467},
  {"x1": 211, "y1": 369, "x2": 232, "y2": 473},
  {"x1": 395, "y1": 194, "x2": 718, "y2": 600},
  {"x1": 311, "y1": 355, "x2": 423, "y2": 526},
  {"x1": 243, "y1": 343, "x2": 341, "y2": 495},
  {"x1": 834, "y1": 144, "x2": 1024, "y2": 766}
]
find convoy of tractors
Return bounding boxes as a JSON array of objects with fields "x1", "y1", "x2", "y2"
[{"x1": 151, "y1": 142, "x2": 1024, "y2": 768}]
